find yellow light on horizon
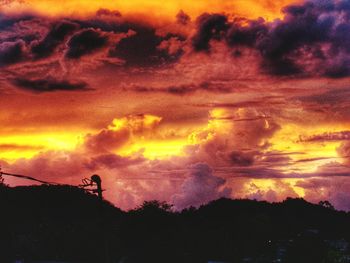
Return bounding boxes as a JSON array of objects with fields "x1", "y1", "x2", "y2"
[
  {"x1": 117, "y1": 139, "x2": 190, "y2": 160},
  {"x1": 0, "y1": 133, "x2": 80, "y2": 161},
  {"x1": 269, "y1": 124, "x2": 346, "y2": 173},
  {"x1": 248, "y1": 178, "x2": 305, "y2": 198},
  {"x1": 2, "y1": 0, "x2": 300, "y2": 21}
]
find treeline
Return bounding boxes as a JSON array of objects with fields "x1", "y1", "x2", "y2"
[{"x1": 0, "y1": 184, "x2": 349, "y2": 263}]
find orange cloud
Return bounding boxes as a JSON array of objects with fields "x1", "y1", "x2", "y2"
[{"x1": 2, "y1": 0, "x2": 350, "y2": 211}]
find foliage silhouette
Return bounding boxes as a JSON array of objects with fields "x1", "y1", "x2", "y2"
[{"x1": 0, "y1": 184, "x2": 349, "y2": 263}]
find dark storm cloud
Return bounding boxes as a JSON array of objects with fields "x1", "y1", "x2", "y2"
[
  {"x1": 109, "y1": 26, "x2": 159, "y2": 66},
  {"x1": 229, "y1": 151, "x2": 255, "y2": 166},
  {"x1": 193, "y1": 0, "x2": 350, "y2": 77},
  {"x1": 255, "y1": 0, "x2": 337, "y2": 76},
  {"x1": 192, "y1": 13, "x2": 228, "y2": 51},
  {"x1": 31, "y1": 20, "x2": 78, "y2": 58},
  {"x1": 70, "y1": 19, "x2": 185, "y2": 66},
  {"x1": 11, "y1": 77, "x2": 91, "y2": 92},
  {"x1": 66, "y1": 28, "x2": 108, "y2": 59},
  {"x1": 130, "y1": 81, "x2": 231, "y2": 95},
  {"x1": 0, "y1": 12, "x2": 186, "y2": 70},
  {"x1": 0, "y1": 12, "x2": 33, "y2": 30},
  {"x1": 70, "y1": 17, "x2": 125, "y2": 33},
  {"x1": 65, "y1": 17, "x2": 186, "y2": 66},
  {"x1": 3, "y1": 0, "x2": 350, "y2": 78},
  {"x1": 324, "y1": 57, "x2": 350, "y2": 78},
  {"x1": 109, "y1": 25, "x2": 184, "y2": 66},
  {"x1": 0, "y1": 12, "x2": 190, "y2": 93},
  {"x1": 0, "y1": 40, "x2": 25, "y2": 66},
  {"x1": 226, "y1": 18, "x2": 268, "y2": 48}
]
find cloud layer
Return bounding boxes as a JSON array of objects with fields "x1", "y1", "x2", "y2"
[{"x1": 1, "y1": 0, "x2": 350, "y2": 211}]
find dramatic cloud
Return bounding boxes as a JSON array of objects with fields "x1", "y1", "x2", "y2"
[
  {"x1": 0, "y1": 11, "x2": 186, "y2": 81},
  {"x1": 243, "y1": 179, "x2": 299, "y2": 203},
  {"x1": 66, "y1": 28, "x2": 108, "y2": 59},
  {"x1": 172, "y1": 163, "x2": 231, "y2": 210},
  {"x1": 192, "y1": 0, "x2": 350, "y2": 77},
  {"x1": 130, "y1": 81, "x2": 231, "y2": 95},
  {"x1": 4, "y1": 0, "x2": 350, "y2": 80},
  {"x1": 31, "y1": 20, "x2": 78, "y2": 59},
  {"x1": 2, "y1": 0, "x2": 350, "y2": 211},
  {"x1": 0, "y1": 40, "x2": 25, "y2": 66},
  {"x1": 84, "y1": 127, "x2": 130, "y2": 154},
  {"x1": 11, "y1": 77, "x2": 90, "y2": 92},
  {"x1": 109, "y1": 26, "x2": 184, "y2": 66},
  {"x1": 297, "y1": 177, "x2": 350, "y2": 211},
  {"x1": 84, "y1": 114, "x2": 162, "y2": 154},
  {"x1": 229, "y1": 151, "x2": 255, "y2": 166},
  {"x1": 192, "y1": 13, "x2": 228, "y2": 51}
]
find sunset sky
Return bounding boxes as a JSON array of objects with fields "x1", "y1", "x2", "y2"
[{"x1": 1, "y1": 0, "x2": 350, "y2": 210}]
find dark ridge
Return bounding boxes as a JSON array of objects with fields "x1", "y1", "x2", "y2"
[{"x1": 0, "y1": 184, "x2": 349, "y2": 263}]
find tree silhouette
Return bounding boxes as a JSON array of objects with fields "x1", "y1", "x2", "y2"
[
  {"x1": 319, "y1": 200, "x2": 335, "y2": 210},
  {"x1": 135, "y1": 200, "x2": 173, "y2": 213},
  {"x1": 1, "y1": 185, "x2": 350, "y2": 263}
]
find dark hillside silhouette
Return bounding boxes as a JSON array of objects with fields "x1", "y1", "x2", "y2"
[
  {"x1": 0, "y1": 184, "x2": 123, "y2": 263},
  {"x1": 0, "y1": 184, "x2": 350, "y2": 263}
]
